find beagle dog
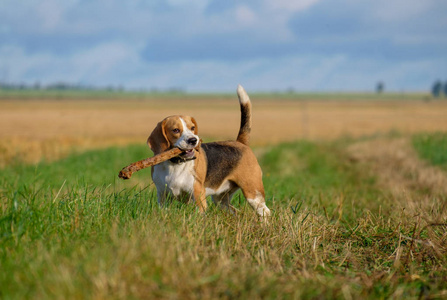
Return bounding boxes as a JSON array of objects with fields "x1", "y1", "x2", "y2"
[{"x1": 147, "y1": 85, "x2": 271, "y2": 217}]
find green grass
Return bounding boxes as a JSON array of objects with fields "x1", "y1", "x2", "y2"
[
  {"x1": 413, "y1": 132, "x2": 447, "y2": 169},
  {"x1": 2, "y1": 144, "x2": 152, "y2": 189},
  {"x1": 1, "y1": 137, "x2": 446, "y2": 299},
  {"x1": 260, "y1": 141, "x2": 387, "y2": 225}
]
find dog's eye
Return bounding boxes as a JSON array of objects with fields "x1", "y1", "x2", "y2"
[
  {"x1": 191, "y1": 126, "x2": 195, "y2": 131},
  {"x1": 172, "y1": 128, "x2": 180, "y2": 134}
]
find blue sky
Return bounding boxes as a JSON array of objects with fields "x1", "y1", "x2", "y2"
[{"x1": 0, "y1": 0, "x2": 446, "y2": 92}]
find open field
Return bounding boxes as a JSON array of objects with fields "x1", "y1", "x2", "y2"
[
  {"x1": 1, "y1": 92, "x2": 447, "y2": 166},
  {"x1": 1, "y1": 93, "x2": 447, "y2": 298},
  {"x1": 1, "y1": 133, "x2": 447, "y2": 299}
]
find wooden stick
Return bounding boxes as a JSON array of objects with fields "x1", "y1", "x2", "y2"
[{"x1": 118, "y1": 148, "x2": 183, "y2": 179}]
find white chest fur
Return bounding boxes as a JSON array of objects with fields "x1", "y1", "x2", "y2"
[{"x1": 152, "y1": 160, "x2": 195, "y2": 197}]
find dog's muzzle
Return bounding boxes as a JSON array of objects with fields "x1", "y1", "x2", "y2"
[{"x1": 187, "y1": 137, "x2": 198, "y2": 147}]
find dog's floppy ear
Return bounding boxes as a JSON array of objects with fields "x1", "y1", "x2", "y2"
[
  {"x1": 147, "y1": 119, "x2": 170, "y2": 154},
  {"x1": 191, "y1": 117, "x2": 198, "y2": 135}
]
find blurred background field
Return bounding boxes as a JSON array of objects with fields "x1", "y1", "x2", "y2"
[{"x1": 1, "y1": 91, "x2": 446, "y2": 167}]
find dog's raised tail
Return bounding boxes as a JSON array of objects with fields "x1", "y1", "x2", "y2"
[{"x1": 236, "y1": 84, "x2": 252, "y2": 146}]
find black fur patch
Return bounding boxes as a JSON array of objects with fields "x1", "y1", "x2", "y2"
[
  {"x1": 239, "y1": 105, "x2": 251, "y2": 133},
  {"x1": 202, "y1": 142, "x2": 243, "y2": 188}
]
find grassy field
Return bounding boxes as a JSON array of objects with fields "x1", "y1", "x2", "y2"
[
  {"x1": 1, "y1": 133, "x2": 447, "y2": 299},
  {"x1": 1, "y1": 93, "x2": 447, "y2": 299}
]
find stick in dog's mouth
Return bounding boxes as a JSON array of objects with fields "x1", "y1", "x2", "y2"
[
  {"x1": 118, "y1": 147, "x2": 183, "y2": 179},
  {"x1": 118, "y1": 140, "x2": 202, "y2": 180}
]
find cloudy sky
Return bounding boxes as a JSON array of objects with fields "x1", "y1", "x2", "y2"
[{"x1": 1, "y1": 0, "x2": 446, "y2": 92}]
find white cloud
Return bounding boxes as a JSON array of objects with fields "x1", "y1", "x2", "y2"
[
  {"x1": 1, "y1": 39, "x2": 443, "y2": 92},
  {"x1": 36, "y1": 0, "x2": 71, "y2": 31},
  {"x1": 0, "y1": 42, "x2": 142, "y2": 86},
  {"x1": 265, "y1": 0, "x2": 321, "y2": 12},
  {"x1": 167, "y1": 0, "x2": 209, "y2": 10},
  {"x1": 371, "y1": 0, "x2": 437, "y2": 22},
  {"x1": 235, "y1": 5, "x2": 257, "y2": 25}
]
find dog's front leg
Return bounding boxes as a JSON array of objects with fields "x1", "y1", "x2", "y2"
[{"x1": 193, "y1": 181, "x2": 207, "y2": 213}]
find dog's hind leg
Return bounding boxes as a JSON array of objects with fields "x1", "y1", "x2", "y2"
[
  {"x1": 236, "y1": 163, "x2": 271, "y2": 218},
  {"x1": 212, "y1": 191, "x2": 237, "y2": 214},
  {"x1": 243, "y1": 189, "x2": 271, "y2": 218}
]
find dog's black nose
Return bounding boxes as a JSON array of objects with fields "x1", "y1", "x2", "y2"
[{"x1": 187, "y1": 137, "x2": 198, "y2": 146}]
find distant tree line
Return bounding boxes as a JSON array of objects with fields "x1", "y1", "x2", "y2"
[
  {"x1": 0, "y1": 81, "x2": 126, "y2": 92},
  {"x1": 2, "y1": 80, "x2": 446, "y2": 96},
  {"x1": 376, "y1": 82, "x2": 384, "y2": 94},
  {"x1": 0, "y1": 81, "x2": 188, "y2": 94},
  {"x1": 374, "y1": 80, "x2": 447, "y2": 98},
  {"x1": 431, "y1": 80, "x2": 447, "y2": 98}
]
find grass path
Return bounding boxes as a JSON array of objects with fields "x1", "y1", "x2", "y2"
[{"x1": 1, "y1": 134, "x2": 446, "y2": 299}]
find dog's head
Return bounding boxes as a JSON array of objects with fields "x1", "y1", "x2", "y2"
[{"x1": 147, "y1": 115, "x2": 199, "y2": 157}]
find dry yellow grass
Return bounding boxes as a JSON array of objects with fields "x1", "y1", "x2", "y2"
[
  {"x1": 347, "y1": 137, "x2": 447, "y2": 225},
  {"x1": 1, "y1": 95, "x2": 447, "y2": 165},
  {"x1": 348, "y1": 138, "x2": 447, "y2": 196}
]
